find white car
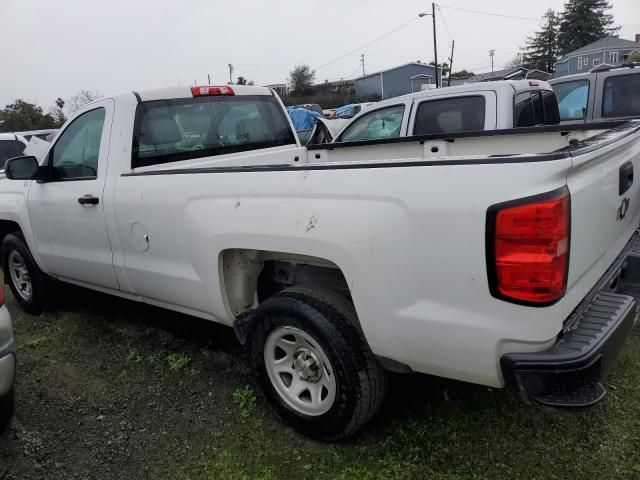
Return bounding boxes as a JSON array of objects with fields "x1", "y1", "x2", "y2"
[
  {"x1": 0, "y1": 133, "x2": 28, "y2": 170},
  {"x1": 0, "y1": 282, "x2": 14, "y2": 430},
  {"x1": 0, "y1": 84, "x2": 639, "y2": 440}
]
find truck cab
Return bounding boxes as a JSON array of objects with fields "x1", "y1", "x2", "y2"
[{"x1": 330, "y1": 80, "x2": 560, "y2": 143}]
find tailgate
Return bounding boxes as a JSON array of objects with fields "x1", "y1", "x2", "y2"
[{"x1": 565, "y1": 121, "x2": 640, "y2": 315}]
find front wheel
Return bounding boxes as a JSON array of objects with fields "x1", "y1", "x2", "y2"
[
  {"x1": 1, "y1": 233, "x2": 52, "y2": 314},
  {"x1": 248, "y1": 287, "x2": 387, "y2": 441}
]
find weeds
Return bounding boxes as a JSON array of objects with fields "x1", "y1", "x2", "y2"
[
  {"x1": 127, "y1": 348, "x2": 144, "y2": 364},
  {"x1": 167, "y1": 353, "x2": 191, "y2": 372},
  {"x1": 233, "y1": 384, "x2": 257, "y2": 418}
]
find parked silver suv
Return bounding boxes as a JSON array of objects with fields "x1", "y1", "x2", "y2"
[
  {"x1": 550, "y1": 64, "x2": 640, "y2": 123},
  {"x1": 0, "y1": 283, "x2": 15, "y2": 430}
]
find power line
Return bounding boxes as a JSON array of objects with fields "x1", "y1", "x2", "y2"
[
  {"x1": 438, "y1": 4, "x2": 539, "y2": 22},
  {"x1": 314, "y1": 16, "x2": 420, "y2": 71},
  {"x1": 437, "y1": 6, "x2": 454, "y2": 41}
]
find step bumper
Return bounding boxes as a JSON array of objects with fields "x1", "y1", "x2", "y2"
[{"x1": 502, "y1": 233, "x2": 640, "y2": 408}]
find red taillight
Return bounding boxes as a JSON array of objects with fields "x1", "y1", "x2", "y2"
[
  {"x1": 488, "y1": 188, "x2": 570, "y2": 305},
  {"x1": 191, "y1": 85, "x2": 235, "y2": 97}
]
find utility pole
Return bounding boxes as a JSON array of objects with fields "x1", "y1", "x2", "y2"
[
  {"x1": 207, "y1": 73, "x2": 211, "y2": 84},
  {"x1": 489, "y1": 50, "x2": 495, "y2": 75},
  {"x1": 432, "y1": 2, "x2": 439, "y2": 88},
  {"x1": 447, "y1": 40, "x2": 455, "y2": 87},
  {"x1": 360, "y1": 54, "x2": 366, "y2": 77},
  {"x1": 228, "y1": 63, "x2": 234, "y2": 84}
]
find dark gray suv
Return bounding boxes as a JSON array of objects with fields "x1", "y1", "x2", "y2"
[{"x1": 549, "y1": 64, "x2": 640, "y2": 123}]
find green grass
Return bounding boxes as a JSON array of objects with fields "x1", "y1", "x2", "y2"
[{"x1": 8, "y1": 289, "x2": 640, "y2": 480}]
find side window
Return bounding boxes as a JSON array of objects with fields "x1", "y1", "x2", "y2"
[
  {"x1": 553, "y1": 80, "x2": 589, "y2": 121},
  {"x1": 531, "y1": 92, "x2": 544, "y2": 125},
  {"x1": 515, "y1": 92, "x2": 535, "y2": 127},
  {"x1": 413, "y1": 96, "x2": 485, "y2": 135},
  {"x1": 602, "y1": 73, "x2": 640, "y2": 118},
  {"x1": 50, "y1": 108, "x2": 106, "y2": 180},
  {"x1": 541, "y1": 90, "x2": 560, "y2": 124},
  {"x1": 338, "y1": 105, "x2": 405, "y2": 142}
]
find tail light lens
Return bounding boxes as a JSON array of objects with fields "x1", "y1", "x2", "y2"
[{"x1": 487, "y1": 187, "x2": 570, "y2": 305}]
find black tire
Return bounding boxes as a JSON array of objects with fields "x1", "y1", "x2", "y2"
[
  {"x1": 247, "y1": 287, "x2": 387, "y2": 441},
  {"x1": 0, "y1": 387, "x2": 15, "y2": 431},
  {"x1": 1, "y1": 232, "x2": 52, "y2": 314}
]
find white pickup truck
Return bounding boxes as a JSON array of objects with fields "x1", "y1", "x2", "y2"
[
  {"x1": 1, "y1": 84, "x2": 640, "y2": 440},
  {"x1": 323, "y1": 80, "x2": 561, "y2": 143}
]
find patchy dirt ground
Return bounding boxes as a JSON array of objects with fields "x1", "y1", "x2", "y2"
[{"x1": 1, "y1": 284, "x2": 640, "y2": 480}]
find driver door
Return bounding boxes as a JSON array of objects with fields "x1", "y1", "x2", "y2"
[{"x1": 27, "y1": 99, "x2": 119, "y2": 289}]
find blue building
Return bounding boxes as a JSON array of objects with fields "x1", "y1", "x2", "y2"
[
  {"x1": 554, "y1": 36, "x2": 640, "y2": 78},
  {"x1": 355, "y1": 62, "x2": 441, "y2": 101}
]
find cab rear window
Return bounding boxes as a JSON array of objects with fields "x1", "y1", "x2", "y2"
[
  {"x1": 602, "y1": 73, "x2": 640, "y2": 118},
  {"x1": 413, "y1": 96, "x2": 485, "y2": 135},
  {"x1": 132, "y1": 95, "x2": 296, "y2": 168}
]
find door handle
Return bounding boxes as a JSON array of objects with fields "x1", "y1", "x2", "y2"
[
  {"x1": 78, "y1": 194, "x2": 99, "y2": 206},
  {"x1": 619, "y1": 161, "x2": 634, "y2": 195}
]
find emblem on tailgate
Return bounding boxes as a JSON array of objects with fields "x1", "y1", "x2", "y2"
[{"x1": 617, "y1": 197, "x2": 630, "y2": 221}]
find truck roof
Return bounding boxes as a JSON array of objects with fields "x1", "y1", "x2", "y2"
[
  {"x1": 371, "y1": 80, "x2": 553, "y2": 109},
  {"x1": 133, "y1": 85, "x2": 275, "y2": 102}
]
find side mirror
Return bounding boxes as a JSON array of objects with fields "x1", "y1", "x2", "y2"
[{"x1": 4, "y1": 156, "x2": 44, "y2": 180}]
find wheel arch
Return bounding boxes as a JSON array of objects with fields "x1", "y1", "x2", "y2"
[{"x1": 219, "y1": 248, "x2": 353, "y2": 321}]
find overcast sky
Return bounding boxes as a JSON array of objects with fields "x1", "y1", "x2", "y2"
[{"x1": 1, "y1": 0, "x2": 638, "y2": 109}]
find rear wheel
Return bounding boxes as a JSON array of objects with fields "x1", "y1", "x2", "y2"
[
  {"x1": 248, "y1": 287, "x2": 387, "y2": 441},
  {"x1": 1, "y1": 233, "x2": 52, "y2": 314}
]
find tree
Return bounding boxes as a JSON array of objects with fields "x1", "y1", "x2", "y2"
[
  {"x1": 504, "y1": 53, "x2": 525, "y2": 69},
  {"x1": 288, "y1": 65, "x2": 315, "y2": 95},
  {"x1": 557, "y1": 0, "x2": 619, "y2": 55},
  {"x1": 48, "y1": 97, "x2": 66, "y2": 127},
  {"x1": 522, "y1": 9, "x2": 560, "y2": 72},
  {"x1": 66, "y1": 90, "x2": 100, "y2": 115},
  {"x1": 428, "y1": 61, "x2": 450, "y2": 78},
  {"x1": 0, "y1": 99, "x2": 62, "y2": 132},
  {"x1": 450, "y1": 69, "x2": 475, "y2": 78},
  {"x1": 236, "y1": 76, "x2": 248, "y2": 85},
  {"x1": 629, "y1": 51, "x2": 640, "y2": 63}
]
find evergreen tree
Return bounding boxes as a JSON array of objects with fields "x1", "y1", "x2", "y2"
[
  {"x1": 557, "y1": 0, "x2": 619, "y2": 55},
  {"x1": 522, "y1": 10, "x2": 559, "y2": 73}
]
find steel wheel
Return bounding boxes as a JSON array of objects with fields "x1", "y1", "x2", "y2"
[
  {"x1": 264, "y1": 326, "x2": 337, "y2": 416},
  {"x1": 8, "y1": 250, "x2": 32, "y2": 301}
]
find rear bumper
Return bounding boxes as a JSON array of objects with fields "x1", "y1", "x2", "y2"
[{"x1": 501, "y1": 233, "x2": 640, "y2": 408}]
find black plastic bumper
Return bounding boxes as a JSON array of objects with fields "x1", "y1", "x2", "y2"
[{"x1": 501, "y1": 233, "x2": 640, "y2": 408}]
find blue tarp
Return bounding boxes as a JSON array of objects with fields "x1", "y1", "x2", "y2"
[
  {"x1": 335, "y1": 104, "x2": 358, "y2": 119},
  {"x1": 287, "y1": 107, "x2": 322, "y2": 132}
]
